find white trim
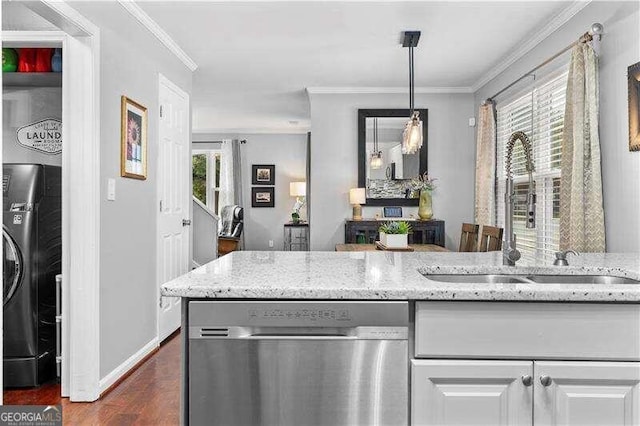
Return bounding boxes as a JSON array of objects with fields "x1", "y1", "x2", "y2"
[
  {"x1": 6, "y1": 1, "x2": 102, "y2": 402},
  {"x1": 471, "y1": 0, "x2": 591, "y2": 92},
  {"x1": 193, "y1": 127, "x2": 311, "y2": 135},
  {"x1": 98, "y1": 338, "x2": 159, "y2": 394},
  {"x1": 306, "y1": 86, "x2": 473, "y2": 95},
  {"x1": 117, "y1": 0, "x2": 198, "y2": 71}
]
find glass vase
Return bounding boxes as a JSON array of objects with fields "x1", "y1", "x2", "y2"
[{"x1": 418, "y1": 189, "x2": 433, "y2": 220}]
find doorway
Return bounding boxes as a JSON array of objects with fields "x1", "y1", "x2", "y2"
[{"x1": 2, "y1": 2, "x2": 101, "y2": 402}]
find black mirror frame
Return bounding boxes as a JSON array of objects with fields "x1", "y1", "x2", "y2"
[{"x1": 357, "y1": 108, "x2": 428, "y2": 206}]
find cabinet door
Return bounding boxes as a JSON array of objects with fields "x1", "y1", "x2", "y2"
[
  {"x1": 534, "y1": 361, "x2": 640, "y2": 426},
  {"x1": 412, "y1": 360, "x2": 533, "y2": 426}
]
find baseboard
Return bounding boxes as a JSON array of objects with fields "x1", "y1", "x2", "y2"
[{"x1": 98, "y1": 337, "x2": 159, "y2": 396}]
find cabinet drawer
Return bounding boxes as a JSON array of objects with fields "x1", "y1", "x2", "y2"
[{"x1": 415, "y1": 301, "x2": 640, "y2": 361}]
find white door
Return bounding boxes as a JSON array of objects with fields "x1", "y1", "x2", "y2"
[
  {"x1": 411, "y1": 359, "x2": 533, "y2": 426},
  {"x1": 157, "y1": 74, "x2": 190, "y2": 342},
  {"x1": 534, "y1": 361, "x2": 640, "y2": 426}
]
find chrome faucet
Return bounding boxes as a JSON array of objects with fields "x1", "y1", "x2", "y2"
[
  {"x1": 503, "y1": 131, "x2": 536, "y2": 266},
  {"x1": 553, "y1": 250, "x2": 579, "y2": 266}
]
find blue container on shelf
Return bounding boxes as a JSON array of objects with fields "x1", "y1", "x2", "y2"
[{"x1": 51, "y1": 48, "x2": 62, "y2": 72}]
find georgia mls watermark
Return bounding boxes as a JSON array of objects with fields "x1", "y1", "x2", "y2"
[{"x1": 0, "y1": 405, "x2": 62, "y2": 426}]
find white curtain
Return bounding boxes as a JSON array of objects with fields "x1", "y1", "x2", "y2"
[
  {"x1": 219, "y1": 139, "x2": 245, "y2": 247},
  {"x1": 219, "y1": 139, "x2": 235, "y2": 211},
  {"x1": 559, "y1": 41, "x2": 606, "y2": 252},
  {"x1": 474, "y1": 102, "x2": 497, "y2": 225}
]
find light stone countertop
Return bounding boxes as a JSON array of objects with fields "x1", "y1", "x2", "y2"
[{"x1": 161, "y1": 251, "x2": 640, "y2": 302}]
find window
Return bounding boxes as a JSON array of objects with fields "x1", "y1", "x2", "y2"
[
  {"x1": 192, "y1": 150, "x2": 222, "y2": 215},
  {"x1": 496, "y1": 70, "x2": 568, "y2": 263}
]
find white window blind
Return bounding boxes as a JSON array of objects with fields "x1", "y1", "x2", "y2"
[{"x1": 496, "y1": 71, "x2": 567, "y2": 263}]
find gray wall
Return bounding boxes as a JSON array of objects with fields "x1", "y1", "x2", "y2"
[
  {"x1": 3, "y1": 86, "x2": 62, "y2": 166},
  {"x1": 308, "y1": 92, "x2": 476, "y2": 251},
  {"x1": 474, "y1": 1, "x2": 640, "y2": 252},
  {"x1": 67, "y1": 2, "x2": 193, "y2": 379},
  {"x1": 193, "y1": 133, "x2": 308, "y2": 250}
]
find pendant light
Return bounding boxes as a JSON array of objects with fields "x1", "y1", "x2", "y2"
[
  {"x1": 402, "y1": 30, "x2": 422, "y2": 155},
  {"x1": 370, "y1": 117, "x2": 383, "y2": 169}
]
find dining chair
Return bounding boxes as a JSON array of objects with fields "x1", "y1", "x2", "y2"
[
  {"x1": 477, "y1": 225, "x2": 504, "y2": 252},
  {"x1": 459, "y1": 223, "x2": 479, "y2": 252}
]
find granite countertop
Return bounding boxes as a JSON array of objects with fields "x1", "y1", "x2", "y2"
[{"x1": 161, "y1": 251, "x2": 640, "y2": 302}]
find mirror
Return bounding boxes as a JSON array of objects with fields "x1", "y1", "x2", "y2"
[{"x1": 358, "y1": 109, "x2": 428, "y2": 206}]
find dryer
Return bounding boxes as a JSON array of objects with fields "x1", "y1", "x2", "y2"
[{"x1": 3, "y1": 164, "x2": 61, "y2": 388}]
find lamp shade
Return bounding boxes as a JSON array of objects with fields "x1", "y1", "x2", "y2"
[
  {"x1": 290, "y1": 182, "x2": 306, "y2": 197},
  {"x1": 349, "y1": 188, "x2": 366, "y2": 205}
]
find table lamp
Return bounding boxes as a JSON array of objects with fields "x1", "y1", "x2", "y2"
[
  {"x1": 290, "y1": 182, "x2": 306, "y2": 223},
  {"x1": 349, "y1": 188, "x2": 366, "y2": 221}
]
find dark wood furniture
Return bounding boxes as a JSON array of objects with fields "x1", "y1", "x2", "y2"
[
  {"x1": 477, "y1": 225, "x2": 504, "y2": 252},
  {"x1": 345, "y1": 219, "x2": 445, "y2": 247},
  {"x1": 459, "y1": 223, "x2": 480, "y2": 252},
  {"x1": 335, "y1": 243, "x2": 448, "y2": 252},
  {"x1": 283, "y1": 222, "x2": 309, "y2": 251},
  {"x1": 218, "y1": 237, "x2": 240, "y2": 257}
]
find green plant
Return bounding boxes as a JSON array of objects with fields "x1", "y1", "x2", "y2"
[
  {"x1": 410, "y1": 172, "x2": 438, "y2": 192},
  {"x1": 378, "y1": 221, "x2": 412, "y2": 235}
]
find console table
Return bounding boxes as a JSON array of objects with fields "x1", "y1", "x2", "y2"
[{"x1": 344, "y1": 219, "x2": 445, "y2": 247}]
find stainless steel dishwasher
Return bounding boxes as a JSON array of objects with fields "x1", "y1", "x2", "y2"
[{"x1": 188, "y1": 301, "x2": 409, "y2": 426}]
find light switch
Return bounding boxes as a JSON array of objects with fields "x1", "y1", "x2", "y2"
[
  {"x1": 468, "y1": 117, "x2": 476, "y2": 127},
  {"x1": 107, "y1": 178, "x2": 116, "y2": 201}
]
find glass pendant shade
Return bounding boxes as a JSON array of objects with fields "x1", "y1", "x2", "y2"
[
  {"x1": 370, "y1": 151, "x2": 383, "y2": 169},
  {"x1": 402, "y1": 111, "x2": 423, "y2": 155}
]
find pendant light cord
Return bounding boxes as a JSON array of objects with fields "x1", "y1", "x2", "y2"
[{"x1": 409, "y1": 46, "x2": 414, "y2": 114}]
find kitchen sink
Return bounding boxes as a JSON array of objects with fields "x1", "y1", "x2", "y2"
[
  {"x1": 423, "y1": 274, "x2": 531, "y2": 284},
  {"x1": 526, "y1": 275, "x2": 640, "y2": 285}
]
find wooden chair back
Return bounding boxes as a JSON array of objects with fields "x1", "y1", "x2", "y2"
[
  {"x1": 459, "y1": 223, "x2": 479, "y2": 252},
  {"x1": 477, "y1": 225, "x2": 504, "y2": 252}
]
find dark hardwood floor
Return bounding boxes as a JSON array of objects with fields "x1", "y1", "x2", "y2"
[{"x1": 4, "y1": 333, "x2": 181, "y2": 425}]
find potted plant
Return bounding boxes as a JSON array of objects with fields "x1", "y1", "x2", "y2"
[
  {"x1": 410, "y1": 172, "x2": 437, "y2": 220},
  {"x1": 378, "y1": 221, "x2": 412, "y2": 248}
]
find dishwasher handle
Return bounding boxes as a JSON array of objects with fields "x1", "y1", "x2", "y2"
[{"x1": 189, "y1": 326, "x2": 408, "y2": 340}]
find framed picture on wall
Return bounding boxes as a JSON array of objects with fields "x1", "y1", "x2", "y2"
[
  {"x1": 252, "y1": 164, "x2": 275, "y2": 185},
  {"x1": 252, "y1": 187, "x2": 275, "y2": 208},
  {"x1": 628, "y1": 61, "x2": 640, "y2": 151},
  {"x1": 120, "y1": 96, "x2": 148, "y2": 179}
]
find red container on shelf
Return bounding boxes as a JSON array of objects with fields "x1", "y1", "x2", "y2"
[
  {"x1": 18, "y1": 48, "x2": 37, "y2": 72},
  {"x1": 35, "y1": 48, "x2": 53, "y2": 72}
]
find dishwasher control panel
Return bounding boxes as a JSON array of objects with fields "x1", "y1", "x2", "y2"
[
  {"x1": 250, "y1": 308, "x2": 352, "y2": 322},
  {"x1": 189, "y1": 301, "x2": 409, "y2": 328}
]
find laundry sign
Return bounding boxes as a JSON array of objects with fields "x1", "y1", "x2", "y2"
[{"x1": 16, "y1": 118, "x2": 62, "y2": 155}]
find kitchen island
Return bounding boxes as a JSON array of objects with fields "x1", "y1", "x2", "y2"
[{"x1": 162, "y1": 251, "x2": 640, "y2": 426}]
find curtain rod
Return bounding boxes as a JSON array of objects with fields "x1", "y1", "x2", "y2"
[{"x1": 483, "y1": 23, "x2": 603, "y2": 105}]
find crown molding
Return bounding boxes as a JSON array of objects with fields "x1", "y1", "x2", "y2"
[
  {"x1": 193, "y1": 127, "x2": 311, "y2": 135},
  {"x1": 117, "y1": 0, "x2": 197, "y2": 71},
  {"x1": 306, "y1": 86, "x2": 473, "y2": 95},
  {"x1": 471, "y1": 0, "x2": 591, "y2": 92}
]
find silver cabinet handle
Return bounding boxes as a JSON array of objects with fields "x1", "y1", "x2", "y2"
[
  {"x1": 540, "y1": 375, "x2": 552, "y2": 387},
  {"x1": 521, "y1": 375, "x2": 533, "y2": 386}
]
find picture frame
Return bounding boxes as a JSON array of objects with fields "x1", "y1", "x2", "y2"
[
  {"x1": 121, "y1": 96, "x2": 148, "y2": 179},
  {"x1": 252, "y1": 187, "x2": 275, "y2": 208},
  {"x1": 252, "y1": 164, "x2": 275, "y2": 185},
  {"x1": 628, "y1": 61, "x2": 640, "y2": 152}
]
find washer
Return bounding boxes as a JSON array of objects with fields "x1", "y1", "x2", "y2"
[{"x1": 3, "y1": 164, "x2": 61, "y2": 388}]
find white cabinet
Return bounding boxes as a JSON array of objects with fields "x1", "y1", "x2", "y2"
[
  {"x1": 412, "y1": 360, "x2": 533, "y2": 426},
  {"x1": 534, "y1": 361, "x2": 640, "y2": 426},
  {"x1": 413, "y1": 302, "x2": 640, "y2": 426}
]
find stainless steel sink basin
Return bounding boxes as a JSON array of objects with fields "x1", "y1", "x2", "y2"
[
  {"x1": 526, "y1": 275, "x2": 640, "y2": 285},
  {"x1": 423, "y1": 274, "x2": 531, "y2": 284}
]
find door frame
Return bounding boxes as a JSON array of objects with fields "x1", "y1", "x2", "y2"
[
  {"x1": 156, "y1": 73, "x2": 191, "y2": 343},
  {"x1": 2, "y1": 1, "x2": 101, "y2": 401}
]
